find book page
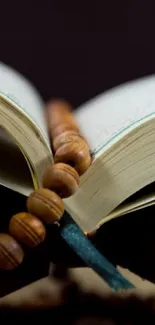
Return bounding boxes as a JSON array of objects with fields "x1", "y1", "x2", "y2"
[
  {"x1": 104, "y1": 182, "x2": 155, "y2": 222},
  {"x1": 0, "y1": 62, "x2": 50, "y2": 145},
  {"x1": 0, "y1": 128, "x2": 33, "y2": 196},
  {"x1": 75, "y1": 75, "x2": 155, "y2": 155}
]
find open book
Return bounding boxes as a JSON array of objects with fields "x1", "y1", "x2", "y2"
[{"x1": 0, "y1": 62, "x2": 155, "y2": 234}]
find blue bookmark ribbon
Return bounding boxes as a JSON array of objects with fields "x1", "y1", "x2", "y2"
[{"x1": 60, "y1": 213, "x2": 134, "y2": 291}]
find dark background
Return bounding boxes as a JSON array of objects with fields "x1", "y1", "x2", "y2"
[
  {"x1": 0, "y1": 1, "x2": 155, "y2": 296},
  {"x1": 0, "y1": 1, "x2": 155, "y2": 107}
]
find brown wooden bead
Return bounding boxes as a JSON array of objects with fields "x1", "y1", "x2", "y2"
[
  {"x1": 0, "y1": 234, "x2": 24, "y2": 270},
  {"x1": 46, "y1": 100, "x2": 80, "y2": 139},
  {"x1": 50, "y1": 122, "x2": 80, "y2": 140},
  {"x1": 27, "y1": 188, "x2": 64, "y2": 224},
  {"x1": 9, "y1": 213, "x2": 46, "y2": 248},
  {"x1": 54, "y1": 141, "x2": 92, "y2": 176},
  {"x1": 53, "y1": 131, "x2": 88, "y2": 152},
  {"x1": 43, "y1": 163, "x2": 80, "y2": 198}
]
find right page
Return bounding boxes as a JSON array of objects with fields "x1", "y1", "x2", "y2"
[
  {"x1": 75, "y1": 76, "x2": 155, "y2": 156},
  {"x1": 65, "y1": 76, "x2": 155, "y2": 232}
]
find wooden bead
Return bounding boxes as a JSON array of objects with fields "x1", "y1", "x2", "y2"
[
  {"x1": 0, "y1": 234, "x2": 24, "y2": 270},
  {"x1": 43, "y1": 163, "x2": 80, "y2": 198},
  {"x1": 27, "y1": 188, "x2": 64, "y2": 224},
  {"x1": 9, "y1": 213, "x2": 46, "y2": 248},
  {"x1": 50, "y1": 122, "x2": 79, "y2": 140},
  {"x1": 53, "y1": 131, "x2": 88, "y2": 152},
  {"x1": 54, "y1": 142, "x2": 92, "y2": 176},
  {"x1": 46, "y1": 100, "x2": 80, "y2": 139}
]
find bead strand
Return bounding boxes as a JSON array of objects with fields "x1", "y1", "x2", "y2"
[
  {"x1": 9, "y1": 213, "x2": 46, "y2": 248},
  {"x1": 0, "y1": 234, "x2": 24, "y2": 270},
  {"x1": 45, "y1": 100, "x2": 80, "y2": 141},
  {"x1": 27, "y1": 188, "x2": 64, "y2": 224},
  {"x1": 0, "y1": 100, "x2": 92, "y2": 270},
  {"x1": 46, "y1": 99, "x2": 91, "y2": 175},
  {"x1": 43, "y1": 163, "x2": 80, "y2": 198}
]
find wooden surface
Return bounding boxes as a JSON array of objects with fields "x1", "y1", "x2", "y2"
[{"x1": 1, "y1": 266, "x2": 155, "y2": 310}]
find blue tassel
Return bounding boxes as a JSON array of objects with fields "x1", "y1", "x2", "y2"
[{"x1": 60, "y1": 213, "x2": 135, "y2": 291}]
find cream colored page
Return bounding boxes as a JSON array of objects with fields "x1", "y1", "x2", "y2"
[
  {"x1": 75, "y1": 75, "x2": 155, "y2": 155},
  {"x1": 0, "y1": 128, "x2": 33, "y2": 196},
  {"x1": 0, "y1": 63, "x2": 51, "y2": 195},
  {"x1": 0, "y1": 62, "x2": 50, "y2": 145},
  {"x1": 99, "y1": 194, "x2": 155, "y2": 226}
]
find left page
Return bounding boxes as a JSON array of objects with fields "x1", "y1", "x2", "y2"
[
  {"x1": 0, "y1": 62, "x2": 50, "y2": 146},
  {"x1": 0, "y1": 63, "x2": 52, "y2": 195},
  {"x1": 0, "y1": 127, "x2": 33, "y2": 196}
]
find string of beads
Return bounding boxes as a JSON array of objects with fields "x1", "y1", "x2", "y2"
[{"x1": 0, "y1": 100, "x2": 92, "y2": 270}]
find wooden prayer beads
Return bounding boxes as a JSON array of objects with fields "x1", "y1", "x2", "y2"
[
  {"x1": 27, "y1": 188, "x2": 64, "y2": 224},
  {"x1": 54, "y1": 141, "x2": 91, "y2": 176},
  {"x1": 0, "y1": 99, "x2": 92, "y2": 271},
  {"x1": 53, "y1": 131, "x2": 87, "y2": 152},
  {"x1": 43, "y1": 162, "x2": 80, "y2": 198},
  {"x1": 0, "y1": 234, "x2": 24, "y2": 270},
  {"x1": 46, "y1": 100, "x2": 80, "y2": 139},
  {"x1": 9, "y1": 213, "x2": 46, "y2": 248},
  {"x1": 46, "y1": 100, "x2": 91, "y2": 175}
]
